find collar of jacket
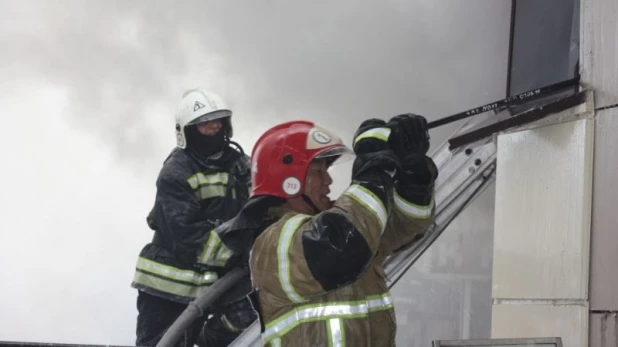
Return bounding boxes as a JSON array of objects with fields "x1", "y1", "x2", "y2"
[
  {"x1": 264, "y1": 206, "x2": 295, "y2": 220},
  {"x1": 187, "y1": 145, "x2": 239, "y2": 170}
]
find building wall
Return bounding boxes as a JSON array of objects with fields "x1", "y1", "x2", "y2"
[
  {"x1": 491, "y1": 114, "x2": 594, "y2": 347},
  {"x1": 582, "y1": 0, "x2": 618, "y2": 345},
  {"x1": 490, "y1": 0, "x2": 618, "y2": 346},
  {"x1": 580, "y1": 0, "x2": 618, "y2": 110}
]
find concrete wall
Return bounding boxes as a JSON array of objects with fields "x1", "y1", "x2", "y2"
[
  {"x1": 582, "y1": 0, "x2": 618, "y2": 345},
  {"x1": 491, "y1": 114, "x2": 594, "y2": 347},
  {"x1": 590, "y1": 108, "x2": 618, "y2": 312},
  {"x1": 490, "y1": 0, "x2": 618, "y2": 345},
  {"x1": 580, "y1": 0, "x2": 618, "y2": 110}
]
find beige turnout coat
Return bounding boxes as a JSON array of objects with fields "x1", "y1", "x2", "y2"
[{"x1": 249, "y1": 181, "x2": 435, "y2": 346}]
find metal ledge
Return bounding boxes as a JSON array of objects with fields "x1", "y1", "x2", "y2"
[{"x1": 448, "y1": 90, "x2": 590, "y2": 150}]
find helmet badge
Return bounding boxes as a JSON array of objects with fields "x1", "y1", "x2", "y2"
[
  {"x1": 282, "y1": 177, "x2": 302, "y2": 195},
  {"x1": 194, "y1": 101, "x2": 205, "y2": 112},
  {"x1": 312, "y1": 131, "x2": 331, "y2": 144}
]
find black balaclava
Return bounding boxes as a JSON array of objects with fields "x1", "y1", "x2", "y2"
[{"x1": 184, "y1": 118, "x2": 230, "y2": 158}]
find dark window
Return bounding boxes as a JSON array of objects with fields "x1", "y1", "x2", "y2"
[{"x1": 506, "y1": 0, "x2": 580, "y2": 96}]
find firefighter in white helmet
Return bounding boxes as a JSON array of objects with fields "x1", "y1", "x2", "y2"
[{"x1": 131, "y1": 89, "x2": 255, "y2": 347}]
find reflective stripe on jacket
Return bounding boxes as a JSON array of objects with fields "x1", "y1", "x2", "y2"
[
  {"x1": 263, "y1": 293, "x2": 394, "y2": 346},
  {"x1": 250, "y1": 181, "x2": 435, "y2": 346},
  {"x1": 133, "y1": 256, "x2": 218, "y2": 299}
]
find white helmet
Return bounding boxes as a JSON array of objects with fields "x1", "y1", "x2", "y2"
[{"x1": 175, "y1": 88, "x2": 233, "y2": 149}]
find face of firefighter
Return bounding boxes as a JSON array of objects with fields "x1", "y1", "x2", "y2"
[
  {"x1": 303, "y1": 159, "x2": 334, "y2": 212},
  {"x1": 196, "y1": 119, "x2": 222, "y2": 136}
]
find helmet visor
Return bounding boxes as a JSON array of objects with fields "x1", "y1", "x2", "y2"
[
  {"x1": 313, "y1": 145, "x2": 355, "y2": 167},
  {"x1": 187, "y1": 109, "x2": 232, "y2": 126}
]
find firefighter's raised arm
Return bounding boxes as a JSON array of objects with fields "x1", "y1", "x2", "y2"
[
  {"x1": 250, "y1": 118, "x2": 437, "y2": 300},
  {"x1": 379, "y1": 114, "x2": 438, "y2": 260}
]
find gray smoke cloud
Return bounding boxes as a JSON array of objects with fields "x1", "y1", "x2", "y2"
[
  {"x1": 0, "y1": 0, "x2": 510, "y2": 344},
  {"x1": 2, "y1": 0, "x2": 509, "y2": 168}
]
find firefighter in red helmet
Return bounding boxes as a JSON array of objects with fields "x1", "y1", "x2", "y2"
[
  {"x1": 206, "y1": 115, "x2": 437, "y2": 346},
  {"x1": 250, "y1": 120, "x2": 354, "y2": 211}
]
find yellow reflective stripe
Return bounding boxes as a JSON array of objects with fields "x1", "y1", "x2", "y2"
[
  {"x1": 366, "y1": 293, "x2": 394, "y2": 311},
  {"x1": 353, "y1": 127, "x2": 391, "y2": 146},
  {"x1": 215, "y1": 246, "x2": 234, "y2": 266},
  {"x1": 221, "y1": 313, "x2": 244, "y2": 333},
  {"x1": 195, "y1": 185, "x2": 227, "y2": 200},
  {"x1": 343, "y1": 184, "x2": 388, "y2": 231},
  {"x1": 186, "y1": 172, "x2": 233, "y2": 200},
  {"x1": 262, "y1": 293, "x2": 393, "y2": 343},
  {"x1": 133, "y1": 271, "x2": 210, "y2": 298},
  {"x1": 278, "y1": 215, "x2": 311, "y2": 304},
  {"x1": 136, "y1": 257, "x2": 217, "y2": 285},
  {"x1": 187, "y1": 172, "x2": 229, "y2": 190},
  {"x1": 198, "y1": 231, "x2": 234, "y2": 267},
  {"x1": 270, "y1": 339, "x2": 282, "y2": 347},
  {"x1": 199, "y1": 231, "x2": 221, "y2": 263},
  {"x1": 328, "y1": 318, "x2": 344, "y2": 347},
  {"x1": 394, "y1": 191, "x2": 434, "y2": 219}
]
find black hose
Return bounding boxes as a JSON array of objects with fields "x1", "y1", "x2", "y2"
[{"x1": 156, "y1": 267, "x2": 250, "y2": 347}]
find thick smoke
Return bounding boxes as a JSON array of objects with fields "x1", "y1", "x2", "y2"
[
  {"x1": 0, "y1": 0, "x2": 510, "y2": 344},
  {"x1": 1, "y1": 0, "x2": 509, "y2": 169}
]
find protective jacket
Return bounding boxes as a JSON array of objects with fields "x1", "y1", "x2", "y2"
[
  {"x1": 131, "y1": 144, "x2": 251, "y2": 304},
  {"x1": 249, "y1": 163, "x2": 435, "y2": 346}
]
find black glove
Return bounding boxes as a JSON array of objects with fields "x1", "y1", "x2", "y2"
[
  {"x1": 387, "y1": 114, "x2": 430, "y2": 165},
  {"x1": 384, "y1": 114, "x2": 437, "y2": 208},
  {"x1": 351, "y1": 119, "x2": 401, "y2": 181},
  {"x1": 387, "y1": 114, "x2": 437, "y2": 185},
  {"x1": 352, "y1": 118, "x2": 391, "y2": 155}
]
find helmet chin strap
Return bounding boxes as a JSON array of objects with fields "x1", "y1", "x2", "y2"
[{"x1": 300, "y1": 194, "x2": 321, "y2": 215}]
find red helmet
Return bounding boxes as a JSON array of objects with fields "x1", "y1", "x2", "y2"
[{"x1": 250, "y1": 120, "x2": 352, "y2": 198}]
